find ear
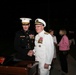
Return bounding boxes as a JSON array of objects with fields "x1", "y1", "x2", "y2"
[
  {"x1": 42, "y1": 25, "x2": 44, "y2": 29},
  {"x1": 28, "y1": 24, "x2": 30, "y2": 27}
]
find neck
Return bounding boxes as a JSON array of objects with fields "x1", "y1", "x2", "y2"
[
  {"x1": 38, "y1": 30, "x2": 44, "y2": 34},
  {"x1": 24, "y1": 30, "x2": 29, "y2": 32}
]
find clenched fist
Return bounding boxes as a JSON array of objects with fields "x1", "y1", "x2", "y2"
[{"x1": 27, "y1": 50, "x2": 34, "y2": 57}]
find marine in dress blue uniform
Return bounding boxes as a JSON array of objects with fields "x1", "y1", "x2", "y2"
[{"x1": 14, "y1": 18, "x2": 35, "y2": 61}]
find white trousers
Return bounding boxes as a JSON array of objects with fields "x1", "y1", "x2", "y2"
[
  {"x1": 39, "y1": 68, "x2": 50, "y2": 75},
  {"x1": 38, "y1": 63, "x2": 50, "y2": 75},
  {"x1": 35, "y1": 58, "x2": 51, "y2": 75}
]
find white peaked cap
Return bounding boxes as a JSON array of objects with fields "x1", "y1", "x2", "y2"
[
  {"x1": 20, "y1": 18, "x2": 32, "y2": 23},
  {"x1": 35, "y1": 18, "x2": 46, "y2": 27}
]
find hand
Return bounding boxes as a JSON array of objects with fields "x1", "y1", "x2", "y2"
[
  {"x1": 27, "y1": 50, "x2": 34, "y2": 57},
  {"x1": 27, "y1": 64, "x2": 32, "y2": 68},
  {"x1": 44, "y1": 63, "x2": 49, "y2": 69}
]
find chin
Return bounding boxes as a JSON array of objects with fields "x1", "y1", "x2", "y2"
[
  {"x1": 36, "y1": 31, "x2": 39, "y2": 33},
  {"x1": 24, "y1": 29, "x2": 28, "y2": 31}
]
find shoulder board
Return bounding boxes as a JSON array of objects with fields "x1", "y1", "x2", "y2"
[{"x1": 44, "y1": 32, "x2": 49, "y2": 35}]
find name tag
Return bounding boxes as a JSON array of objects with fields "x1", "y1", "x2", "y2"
[{"x1": 20, "y1": 36, "x2": 25, "y2": 37}]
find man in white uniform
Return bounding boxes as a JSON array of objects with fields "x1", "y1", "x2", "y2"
[{"x1": 28, "y1": 18, "x2": 54, "y2": 75}]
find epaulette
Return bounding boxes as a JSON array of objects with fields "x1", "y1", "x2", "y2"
[{"x1": 44, "y1": 32, "x2": 49, "y2": 35}]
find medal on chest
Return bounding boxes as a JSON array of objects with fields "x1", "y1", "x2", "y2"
[
  {"x1": 29, "y1": 34, "x2": 34, "y2": 39},
  {"x1": 38, "y1": 37, "x2": 43, "y2": 43}
]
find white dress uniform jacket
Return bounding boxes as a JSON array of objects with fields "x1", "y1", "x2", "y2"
[{"x1": 33, "y1": 30, "x2": 54, "y2": 75}]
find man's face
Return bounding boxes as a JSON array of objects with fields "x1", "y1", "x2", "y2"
[
  {"x1": 50, "y1": 31, "x2": 54, "y2": 36},
  {"x1": 22, "y1": 24, "x2": 30, "y2": 31},
  {"x1": 35, "y1": 24, "x2": 44, "y2": 33},
  {"x1": 59, "y1": 30, "x2": 63, "y2": 35}
]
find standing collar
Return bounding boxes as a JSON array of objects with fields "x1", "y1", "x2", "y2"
[{"x1": 23, "y1": 30, "x2": 30, "y2": 33}]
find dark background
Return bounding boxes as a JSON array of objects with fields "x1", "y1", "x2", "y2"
[
  {"x1": 0, "y1": 1, "x2": 76, "y2": 32},
  {"x1": 0, "y1": 1, "x2": 76, "y2": 59}
]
